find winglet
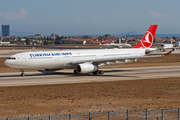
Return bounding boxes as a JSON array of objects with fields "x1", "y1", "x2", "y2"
[{"x1": 163, "y1": 48, "x2": 176, "y2": 56}]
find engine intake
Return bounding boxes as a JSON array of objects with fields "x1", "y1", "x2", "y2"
[{"x1": 76, "y1": 63, "x2": 98, "y2": 74}]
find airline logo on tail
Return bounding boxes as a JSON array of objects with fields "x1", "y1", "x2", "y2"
[
  {"x1": 132, "y1": 24, "x2": 158, "y2": 48},
  {"x1": 100, "y1": 39, "x2": 106, "y2": 44},
  {"x1": 141, "y1": 31, "x2": 153, "y2": 48}
]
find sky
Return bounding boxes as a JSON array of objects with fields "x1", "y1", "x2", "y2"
[{"x1": 0, "y1": 0, "x2": 180, "y2": 36}]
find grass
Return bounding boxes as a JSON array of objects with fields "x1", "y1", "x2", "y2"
[
  {"x1": 102, "y1": 86, "x2": 120, "y2": 90},
  {"x1": 161, "y1": 86, "x2": 180, "y2": 91},
  {"x1": 1, "y1": 77, "x2": 180, "y2": 118}
]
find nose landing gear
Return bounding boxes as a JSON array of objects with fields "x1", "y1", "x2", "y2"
[{"x1": 21, "y1": 69, "x2": 25, "y2": 77}]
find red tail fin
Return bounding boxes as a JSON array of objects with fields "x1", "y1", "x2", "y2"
[
  {"x1": 100, "y1": 39, "x2": 106, "y2": 44},
  {"x1": 171, "y1": 37, "x2": 173, "y2": 44},
  {"x1": 132, "y1": 24, "x2": 158, "y2": 48}
]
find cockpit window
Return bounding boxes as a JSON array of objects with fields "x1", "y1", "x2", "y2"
[{"x1": 8, "y1": 57, "x2": 16, "y2": 60}]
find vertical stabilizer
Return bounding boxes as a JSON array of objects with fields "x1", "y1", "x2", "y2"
[
  {"x1": 171, "y1": 37, "x2": 173, "y2": 44},
  {"x1": 100, "y1": 39, "x2": 106, "y2": 44},
  {"x1": 119, "y1": 38, "x2": 121, "y2": 44},
  {"x1": 132, "y1": 24, "x2": 158, "y2": 48}
]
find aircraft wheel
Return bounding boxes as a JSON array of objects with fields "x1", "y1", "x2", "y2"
[
  {"x1": 98, "y1": 71, "x2": 104, "y2": 75},
  {"x1": 74, "y1": 69, "x2": 78, "y2": 74},
  {"x1": 20, "y1": 69, "x2": 25, "y2": 77},
  {"x1": 93, "y1": 71, "x2": 98, "y2": 75},
  {"x1": 93, "y1": 70, "x2": 104, "y2": 75},
  {"x1": 21, "y1": 73, "x2": 25, "y2": 77}
]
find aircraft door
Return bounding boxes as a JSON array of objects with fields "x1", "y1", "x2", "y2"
[{"x1": 15, "y1": 54, "x2": 21, "y2": 64}]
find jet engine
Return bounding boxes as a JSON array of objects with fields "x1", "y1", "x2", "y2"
[{"x1": 75, "y1": 63, "x2": 98, "y2": 74}]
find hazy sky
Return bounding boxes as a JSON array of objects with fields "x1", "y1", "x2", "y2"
[{"x1": 0, "y1": 0, "x2": 179, "y2": 36}]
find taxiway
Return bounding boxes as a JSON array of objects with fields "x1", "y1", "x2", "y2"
[{"x1": 0, "y1": 65, "x2": 180, "y2": 87}]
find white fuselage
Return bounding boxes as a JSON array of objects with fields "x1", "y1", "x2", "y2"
[
  {"x1": 4, "y1": 49, "x2": 146, "y2": 70},
  {"x1": 162, "y1": 44, "x2": 174, "y2": 49},
  {"x1": 0, "y1": 42, "x2": 10, "y2": 45},
  {"x1": 100, "y1": 43, "x2": 131, "y2": 48}
]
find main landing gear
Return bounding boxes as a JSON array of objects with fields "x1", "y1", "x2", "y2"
[
  {"x1": 21, "y1": 69, "x2": 25, "y2": 77},
  {"x1": 73, "y1": 69, "x2": 104, "y2": 75},
  {"x1": 93, "y1": 70, "x2": 104, "y2": 75},
  {"x1": 74, "y1": 69, "x2": 77, "y2": 74}
]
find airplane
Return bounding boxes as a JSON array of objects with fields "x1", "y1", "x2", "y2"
[
  {"x1": 100, "y1": 36, "x2": 157, "y2": 53},
  {"x1": 0, "y1": 41, "x2": 10, "y2": 46},
  {"x1": 4, "y1": 24, "x2": 175, "y2": 76},
  {"x1": 160, "y1": 38, "x2": 174, "y2": 51},
  {"x1": 99, "y1": 39, "x2": 131, "y2": 48},
  {"x1": 176, "y1": 41, "x2": 180, "y2": 48}
]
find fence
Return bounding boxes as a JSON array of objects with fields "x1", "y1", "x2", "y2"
[{"x1": 1, "y1": 108, "x2": 180, "y2": 120}]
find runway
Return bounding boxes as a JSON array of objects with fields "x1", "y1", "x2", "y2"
[{"x1": 0, "y1": 65, "x2": 180, "y2": 87}]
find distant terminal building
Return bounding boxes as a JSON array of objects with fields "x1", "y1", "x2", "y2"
[
  {"x1": 34, "y1": 34, "x2": 43, "y2": 37},
  {"x1": 1, "y1": 25, "x2": 10, "y2": 37},
  {"x1": 50, "y1": 33, "x2": 61, "y2": 37}
]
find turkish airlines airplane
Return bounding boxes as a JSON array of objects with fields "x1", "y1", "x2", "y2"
[
  {"x1": 160, "y1": 38, "x2": 174, "y2": 51},
  {"x1": 0, "y1": 41, "x2": 10, "y2": 46},
  {"x1": 4, "y1": 24, "x2": 174, "y2": 76},
  {"x1": 100, "y1": 39, "x2": 131, "y2": 48}
]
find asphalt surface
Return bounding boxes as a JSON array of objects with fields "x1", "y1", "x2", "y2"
[{"x1": 0, "y1": 65, "x2": 180, "y2": 87}]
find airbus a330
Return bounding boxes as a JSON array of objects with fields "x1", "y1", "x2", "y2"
[{"x1": 4, "y1": 24, "x2": 174, "y2": 76}]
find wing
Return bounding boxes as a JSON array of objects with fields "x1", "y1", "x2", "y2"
[{"x1": 70, "y1": 49, "x2": 175, "y2": 65}]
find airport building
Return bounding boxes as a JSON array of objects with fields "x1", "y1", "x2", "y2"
[{"x1": 1, "y1": 25, "x2": 10, "y2": 37}]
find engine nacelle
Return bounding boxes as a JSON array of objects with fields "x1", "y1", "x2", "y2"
[{"x1": 76, "y1": 63, "x2": 98, "y2": 74}]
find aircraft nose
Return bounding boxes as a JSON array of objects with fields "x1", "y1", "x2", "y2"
[
  {"x1": 4, "y1": 59, "x2": 15, "y2": 68},
  {"x1": 4, "y1": 59, "x2": 10, "y2": 66}
]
